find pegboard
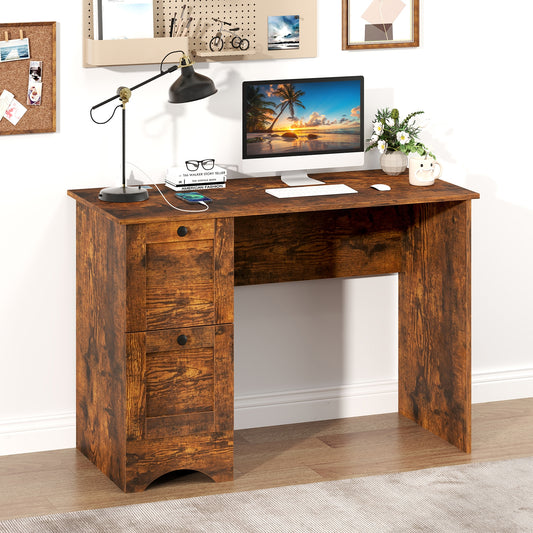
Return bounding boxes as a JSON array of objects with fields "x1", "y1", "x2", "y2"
[
  {"x1": 84, "y1": 1, "x2": 255, "y2": 51},
  {"x1": 155, "y1": 1, "x2": 256, "y2": 53},
  {"x1": 83, "y1": 0, "x2": 316, "y2": 67}
]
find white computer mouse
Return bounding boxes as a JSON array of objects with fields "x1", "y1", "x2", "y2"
[{"x1": 371, "y1": 184, "x2": 391, "y2": 191}]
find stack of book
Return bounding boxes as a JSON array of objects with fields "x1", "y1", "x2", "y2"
[{"x1": 165, "y1": 165, "x2": 227, "y2": 192}]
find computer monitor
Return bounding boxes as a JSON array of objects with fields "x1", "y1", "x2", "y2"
[{"x1": 242, "y1": 75, "x2": 364, "y2": 185}]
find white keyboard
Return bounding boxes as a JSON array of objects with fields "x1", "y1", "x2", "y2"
[{"x1": 265, "y1": 184, "x2": 357, "y2": 198}]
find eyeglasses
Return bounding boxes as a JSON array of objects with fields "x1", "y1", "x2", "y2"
[{"x1": 185, "y1": 159, "x2": 215, "y2": 171}]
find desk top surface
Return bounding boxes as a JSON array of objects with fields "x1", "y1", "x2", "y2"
[{"x1": 68, "y1": 170, "x2": 480, "y2": 225}]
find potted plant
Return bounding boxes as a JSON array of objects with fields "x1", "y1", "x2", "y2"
[{"x1": 366, "y1": 108, "x2": 435, "y2": 176}]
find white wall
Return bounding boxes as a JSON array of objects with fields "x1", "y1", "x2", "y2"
[{"x1": 1, "y1": 1, "x2": 532, "y2": 455}]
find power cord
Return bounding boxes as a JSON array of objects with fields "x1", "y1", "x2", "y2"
[
  {"x1": 90, "y1": 105, "x2": 122, "y2": 125},
  {"x1": 127, "y1": 162, "x2": 210, "y2": 213}
]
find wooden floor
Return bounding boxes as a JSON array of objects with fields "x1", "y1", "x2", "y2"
[{"x1": 1, "y1": 398, "x2": 532, "y2": 521}]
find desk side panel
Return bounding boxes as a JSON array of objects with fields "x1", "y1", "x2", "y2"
[
  {"x1": 234, "y1": 208, "x2": 404, "y2": 286},
  {"x1": 76, "y1": 203, "x2": 127, "y2": 488},
  {"x1": 399, "y1": 201, "x2": 472, "y2": 453},
  {"x1": 215, "y1": 218, "x2": 235, "y2": 324}
]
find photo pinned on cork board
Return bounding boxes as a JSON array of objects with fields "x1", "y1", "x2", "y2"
[
  {"x1": 342, "y1": 0, "x2": 419, "y2": 50},
  {"x1": 0, "y1": 21, "x2": 56, "y2": 135},
  {"x1": 0, "y1": 37, "x2": 30, "y2": 62},
  {"x1": 27, "y1": 61, "x2": 43, "y2": 106}
]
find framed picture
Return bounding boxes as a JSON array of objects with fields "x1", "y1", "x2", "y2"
[
  {"x1": 99, "y1": 0, "x2": 154, "y2": 40},
  {"x1": 0, "y1": 22, "x2": 56, "y2": 135},
  {"x1": 268, "y1": 15, "x2": 300, "y2": 51},
  {"x1": 342, "y1": 0, "x2": 419, "y2": 50}
]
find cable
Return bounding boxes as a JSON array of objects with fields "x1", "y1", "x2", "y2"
[
  {"x1": 153, "y1": 182, "x2": 210, "y2": 213},
  {"x1": 160, "y1": 50, "x2": 185, "y2": 73},
  {"x1": 90, "y1": 104, "x2": 122, "y2": 125},
  {"x1": 126, "y1": 162, "x2": 210, "y2": 213}
]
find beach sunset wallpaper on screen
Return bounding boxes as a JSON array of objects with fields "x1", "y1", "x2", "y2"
[{"x1": 244, "y1": 78, "x2": 362, "y2": 157}]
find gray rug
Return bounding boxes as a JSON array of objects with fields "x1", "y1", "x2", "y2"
[{"x1": 1, "y1": 457, "x2": 532, "y2": 532}]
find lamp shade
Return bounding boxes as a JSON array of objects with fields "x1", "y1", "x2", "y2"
[{"x1": 169, "y1": 65, "x2": 217, "y2": 103}]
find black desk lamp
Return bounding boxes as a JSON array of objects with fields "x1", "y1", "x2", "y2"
[{"x1": 91, "y1": 51, "x2": 217, "y2": 203}]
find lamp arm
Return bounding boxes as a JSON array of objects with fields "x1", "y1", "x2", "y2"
[
  {"x1": 90, "y1": 50, "x2": 189, "y2": 113},
  {"x1": 91, "y1": 63, "x2": 179, "y2": 112},
  {"x1": 128, "y1": 64, "x2": 179, "y2": 95}
]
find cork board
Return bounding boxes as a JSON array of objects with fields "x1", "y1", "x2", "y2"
[{"x1": 0, "y1": 22, "x2": 56, "y2": 135}]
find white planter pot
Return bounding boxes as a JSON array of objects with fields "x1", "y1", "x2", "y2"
[{"x1": 380, "y1": 151, "x2": 408, "y2": 176}]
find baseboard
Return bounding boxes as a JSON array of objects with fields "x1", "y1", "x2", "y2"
[
  {"x1": 235, "y1": 368, "x2": 533, "y2": 430},
  {"x1": 472, "y1": 368, "x2": 533, "y2": 404},
  {"x1": 2, "y1": 369, "x2": 532, "y2": 455},
  {"x1": 234, "y1": 380, "x2": 398, "y2": 429},
  {"x1": 0, "y1": 412, "x2": 75, "y2": 457}
]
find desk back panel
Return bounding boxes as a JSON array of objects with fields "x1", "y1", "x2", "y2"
[{"x1": 234, "y1": 207, "x2": 405, "y2": 286}]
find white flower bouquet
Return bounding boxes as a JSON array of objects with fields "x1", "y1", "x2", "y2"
[{"x1": 366, "y1": 108, "x2": 434, "y2": 158}]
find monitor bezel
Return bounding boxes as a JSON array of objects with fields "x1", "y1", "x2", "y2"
[{"x1": 242, "y1": 75, "x2": 364, "y2": 161}]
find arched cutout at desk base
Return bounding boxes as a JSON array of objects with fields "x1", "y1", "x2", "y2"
[
  {"x1": 122, "y1": 444, "x2": 234, "y2": 493},
  {"x1": 141, "y1": 468, "x2": 227, "y2": 492}
]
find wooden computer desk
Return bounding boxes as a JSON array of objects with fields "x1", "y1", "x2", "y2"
[{"x1": 68, "y1": 170, "x2": 479, "y2": 492}]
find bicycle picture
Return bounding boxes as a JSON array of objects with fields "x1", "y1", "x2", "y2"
[{"x1": 209, "y1": 18, "x2": 250, "y2": 52}]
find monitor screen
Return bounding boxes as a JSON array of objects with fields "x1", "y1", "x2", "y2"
[{"x1": 242, "y1": 76, "x2": 364, "y2": 173}]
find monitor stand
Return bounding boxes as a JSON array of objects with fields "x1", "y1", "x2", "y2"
[{"x1": 280, "y1": 170, "x2": 325, "y2": 187}]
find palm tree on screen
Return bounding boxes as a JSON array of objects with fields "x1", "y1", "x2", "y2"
[
  {"x1": 246, "y1": 86, "x2": 276, "y2": 132},
  {"x1": 267, "y1": 84, "x2": 306, "y2": 132}
]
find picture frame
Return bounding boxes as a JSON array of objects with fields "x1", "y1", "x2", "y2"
[
  {"x1": 0, "y1": 22, "x2": 56, "y2": 135},
  {"x1": 99, "y1": 0, "x2": 154, "y2": 40},
  {"x1": 268, "y1": 15, "x2": 300, "y2": 51},
  {"x1": 342, "y1": 0, "x2": 419, "y2": 50}
]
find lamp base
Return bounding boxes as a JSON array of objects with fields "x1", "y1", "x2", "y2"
[{"x1": 98, "y1": 185, "x2": 149, "y2": 203}]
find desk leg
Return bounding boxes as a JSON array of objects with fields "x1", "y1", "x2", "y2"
[{"x1": 399, "y1": 201, "x2": 472, "y2": 453}]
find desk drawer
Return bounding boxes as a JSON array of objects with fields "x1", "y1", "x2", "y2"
[
  {"x1": 125, "y1": 218, "x2": 234, "y2": 333},
  {"x1": 135, "y1": 324, "x2": 233, "y2": 440},
  {"x1": 146, "y1": 240, "x2": 215, "y2": 330},
  {"x1": 146, "y1": 220, "x2": 215, "y2": 243},
  {"x1": 146, "y1": 326, "x2": 215, "y2": 420}
]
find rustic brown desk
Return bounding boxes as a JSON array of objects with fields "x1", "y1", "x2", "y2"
[{"x1": 68, "y1": 170, "x2": 479, "y2": 492}]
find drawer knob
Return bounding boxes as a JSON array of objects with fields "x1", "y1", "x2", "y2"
[
  {"x1": 177, "y1": 226, "x2": 188, "y2": 237},
  {"x1": 177, "y1": 335, "x2": 188, "y2": 346}
]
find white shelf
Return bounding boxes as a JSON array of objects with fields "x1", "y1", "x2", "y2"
[
  {"x1": 84, "y1": 37, "x2": 188, "y2": 68},
  {"x1": 83, "y1": 0, "x2": 316, "y2": 67},
  {"x1": 195, "y1": 49, "x2": 255, "y2": 58}
]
